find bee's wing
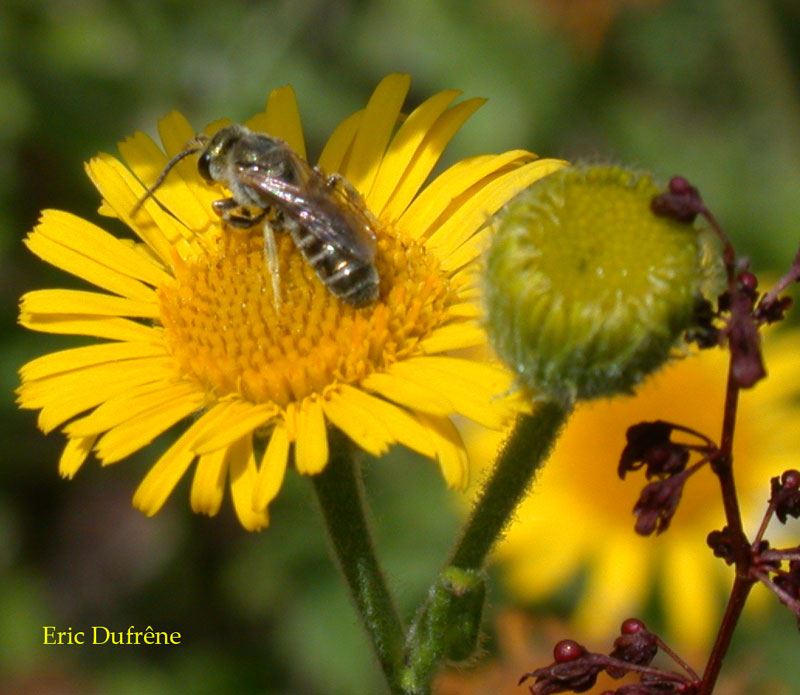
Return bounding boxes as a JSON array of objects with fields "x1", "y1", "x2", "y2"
[
  {"x1": 238, "y1": 168, "x2": 377, "y2": 263},
  {"x1": 323, "y1": 173, "x2": 380, "y2": 246}
]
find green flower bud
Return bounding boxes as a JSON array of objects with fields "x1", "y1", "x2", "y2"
[
  {"x1": 402, "y1": 566, "x2": 486, "y2": 691},
  {"x1": 484, "y1": 165, "x2": 724, "y2": 405}
]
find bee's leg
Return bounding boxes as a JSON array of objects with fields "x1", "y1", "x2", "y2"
[
  {"x1": 261, "y1": 220, "x2": 282, "y2": 311},
  {"x1": 212, "y1": 198, "x2": 267, "y2": 229}
]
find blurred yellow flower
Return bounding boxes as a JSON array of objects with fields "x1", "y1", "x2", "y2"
[
  {"x1": 464, "y1": 334, "x2": 800, "y2": 649},
  {"x1": 17, "y1": 73, "x2": 563, "y2": 530}
]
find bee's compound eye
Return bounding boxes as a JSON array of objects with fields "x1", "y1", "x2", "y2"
[{"x1": 197, "y1": 151, "x2": 213, "y2": 182}]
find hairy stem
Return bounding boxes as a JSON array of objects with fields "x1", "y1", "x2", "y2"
[
  {"x1": 451, "y1": 400, "x2": 571, "y2": 570},
  {"x1": 401, "y1": 400, "x2": 571, "y2": 693},
  {"x1": 311, "y1": 428, "x2": 405, "y2": 693}
]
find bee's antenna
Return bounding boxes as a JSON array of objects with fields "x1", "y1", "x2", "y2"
[{"x1": 131, "y1": 141, "x2": 205, "y2": 216}]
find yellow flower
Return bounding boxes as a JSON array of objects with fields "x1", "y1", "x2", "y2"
[
  {"x1": 17, "y1": 74, "x2": 563, "y2": 531},
  {"x1": 463, "y1": 333, "x2": 800, "y2": 649}
]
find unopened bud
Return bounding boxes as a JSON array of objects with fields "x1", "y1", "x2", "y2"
[{"x1": 484, "y1": 165, "x2": 724, "y2": 405}]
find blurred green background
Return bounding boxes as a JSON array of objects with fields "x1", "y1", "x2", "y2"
[{"x1": 2, "y1": 0, "x2": 799, "y2": 693}]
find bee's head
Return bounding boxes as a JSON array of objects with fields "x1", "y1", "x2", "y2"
[{"x1": 197, "y1": 124, "x2": 248, "y2": 183}]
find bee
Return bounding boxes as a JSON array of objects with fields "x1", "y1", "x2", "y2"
[{"x1": 133, "y1": 124, "x2": 380, "y2": 308}]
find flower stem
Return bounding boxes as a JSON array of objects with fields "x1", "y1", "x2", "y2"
[
  {"x1": 311, "y1": 427, "x2": 405, "y2": 693},
  {"x1": 698, "y1": 576, "x2": 754, "y2": 695},
  {"x1": 714, "y1": 358, "x2": 747, "y2": 548},
  {"x1": 700, "y1": 349, "x2": 755, "y2": 694},
  {"x1": 451, "y1": 399, "x2": 571, "y2": 570},
  {"x1": 401, "y1": 400, "x2": 571, "y2": 693}
]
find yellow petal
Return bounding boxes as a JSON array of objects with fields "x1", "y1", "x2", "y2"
[
  {"x1": 132, "y1": 405, "x2": 225, "y2": 516},
  {"x1": 342, "y1": 73, "x2": 411, "y2": 196},
  {"x1": 336, "y1": 385, "x2": 435, "y2": 458},
  {"x1": 23, "y1": 212, "x2": 168, "y2": 300},
  {"x1": 367, "y1": 88, "x2": 462, "y2": 215},
  {"x1": 157, "y1": 111, "x2": 225, "y2": 217},
  {"x1": 156, "y1": 111, "x2": 229, "y2": 232},
  {"x1": 437, "y1": 231, "x2": 490, "y2": 275},
  {"x1": 361, "y1": 371, "x2": 453, "y2": 416},
  {"x1": 19, "y1": 356, "x2": 176, "y2": 409},
  {"x1": 157, "y1": 110, "x2": 200, "y2": 156},
  {"x1": 253, "y1": 422, "x2": 290, "y2": 511},
  {"x1": 190, "y1": 447, "x2": 227, "y2": 517},
  {"x1": 21, "y1": 289, "x2": 159, "y2": 319},
  {"x1": 317, "y1": 110, "x2": 363, "y2": 175},
  {"x1": 418, "y1": 321, "x2": 488, "y2": 354},
  {"x1": 389, "y1": 358, "x2": 511, "y2": 429},
  {"x1": 59, "y1": 435, "x2": 96, "y2": 479},
  {"x1": 416, "y1": 414, "x2": 468, "y2": 488},
  {"x1": 95, "y1": 390, "x2": 205, "y2": 463},
  {"x1": 227, "y1": 435, "x2": 270, "y2": 531},
  {"x1": 449, "y1": 268, "x2": 482, "y2": 301},
  {"x1": 446, "y1": 301, "x2": 482, "y2": 319},
  {"x1": 295, "y1": 398, "x2": 329, "y2": 474},
  {"x1": 20, "y1": 341, "x2": 168, "y2": 382},
  {"x1": 397, "y1": 151, "x2": 534, "y2": 239},
  {"x1": 428, "y1": 158, "x2": 567, "y2": 265},
  {"x1": 65, "y1": 380, "x2": 201, "y2": 437},
  {"x1": 23, "y1": 358, "x2": 179, "y2": 434},
  {"x1": 408, "y1": 356, "x2": 512, "y2": 391},
  {"x1": 85, "y1": 154, "x2": 179, "y2": 263},
  {"x1": 321, "y1": 391, "x2": 393, "y2": 457},
  {"x1": 378, "y1": 97, "x2": 486, "y2": 222},
  {"x1": 246, "y1": 85, "x2": 306, "y2": 160},
  {"x1": 118, "y1": 126, "x2": 214, "y2": 233},
  {"x1": 191, "y1": 401, "x2": 277, "y2": 454},
  {"x1": 19, "y1": 313, "x2": 162, "y2": 343},
  {"x1": 283, "y1": 401, "x2": 298, "y2": 440},
  {"x1": 41, "y1": 209, "x2": 171, "y2": 285}
]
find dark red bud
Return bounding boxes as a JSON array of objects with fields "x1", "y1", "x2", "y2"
[
  {"x1": 668, "y1": 176, "x2": 693, "y2": 195},
  {"x1": 782, "y1": 470, "x2": 800, "y2": 489},
  {"x1": 554, "y1": 639, "x2": 585, "y2": 662},
  {"x1": 738, "y1": 271, "x2": 758, "y2": 292},
  {"x1": 621, "y1": 618, "x2": 646, "y2": 634}
]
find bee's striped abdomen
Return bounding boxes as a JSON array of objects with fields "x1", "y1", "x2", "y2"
[{"x1": 291, "y1": 226, "x2": 379, "y2": 307}]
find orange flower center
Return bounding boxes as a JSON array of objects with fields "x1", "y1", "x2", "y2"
[{"x1": 158, "y1": 224, "x2": 454, "y2": 406}]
